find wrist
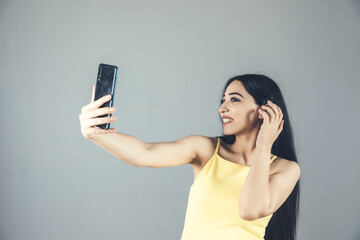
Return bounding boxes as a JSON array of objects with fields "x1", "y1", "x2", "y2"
[{"x1": 255, "y1": 144, "x2": 271, "y2": 153}]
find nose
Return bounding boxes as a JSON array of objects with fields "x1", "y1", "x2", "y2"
[{"x1": 219, "y1": 101, "x2": 229, "y2": 114}]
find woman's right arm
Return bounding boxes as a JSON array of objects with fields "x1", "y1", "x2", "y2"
[{"x1": 79, "y1": 84, "x2": 201, "y2": 167}]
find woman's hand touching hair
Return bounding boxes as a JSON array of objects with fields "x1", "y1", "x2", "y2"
[{"x1": 256, "y1": 100, "x2": 284, "y2": 150}]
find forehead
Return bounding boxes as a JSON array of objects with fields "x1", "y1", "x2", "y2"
[
  {"x1": 224, "y1": 81, "x2": 247, "y2": 96},
  {"x1": 223, "y1": 80, "x2": 256, "y2": 103}
]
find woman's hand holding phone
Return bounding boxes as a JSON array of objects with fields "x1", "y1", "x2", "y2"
[{"x1": 79, "y1": 84, "x2": 117, "y2": 140}]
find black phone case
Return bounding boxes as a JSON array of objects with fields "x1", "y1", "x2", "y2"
[{"x1": 94, "y1": 63, "x2": 118, "y2": 130}]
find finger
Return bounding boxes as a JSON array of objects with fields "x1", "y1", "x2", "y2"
[
  {"x1": 266, "y1": 101, "x2": 279, "y2": 122},
  {"x1": 94, "y1": 126, "x2": 117, "y2": 131},
  {"x1": 259, "y1": 109, "x2": 269, "y2": 125},
  {"x1": 269, "y1": 101, "x2": 283, "y2": 122},
  {"x1": 279, "y1": 119, "x2": 284, "y2": 132},
  {"x1": 261, "y1": 105, "x2": 275, "y2": 122},
  {"x1": 87, "y1": 116, "x2": 117, "y2": 128},
  {"x1": 278, "y1": 105, "x2": 283, "y2": 119},
  {"x1": 85, "y1": 106, "x2": 116, "y2": 119},
  {"x1": 80, "y1": 113, "x2": 116, "y2": 128},
  {"x1": 108, "y1": 128, "x2": 117, "y2": 133},
  {"x1": 93, "y1": 94, "x2": 112, "y2": 108},
  {"x1": 90, "y1": 126, "x2": 117, "y2": 134},
  {"x1": 83, "y1": 94, "x2": 112, "y2": 113},
  {"x1": 91, "y1": 84, "x2": 96, "y2": 103}
]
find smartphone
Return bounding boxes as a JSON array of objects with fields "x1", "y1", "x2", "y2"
[{"x1": 94, "y1": 63, "x2": 118, "y2": 130}]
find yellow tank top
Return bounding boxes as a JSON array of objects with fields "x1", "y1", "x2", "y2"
[{"x1": 180, "y1": 137, "x2": 277, "y2": 240}]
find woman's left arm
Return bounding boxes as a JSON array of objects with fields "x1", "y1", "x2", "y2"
[{"x1": 238, "y1": 100, "x2": 301, "y2": 221}]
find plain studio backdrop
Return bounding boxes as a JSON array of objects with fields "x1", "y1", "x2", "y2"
[{"x1": 1, "y1": 0, "x2": 360, "y2": 239}]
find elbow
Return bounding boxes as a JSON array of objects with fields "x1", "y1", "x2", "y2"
[
  {"x1": 239, "y1": 209, "x2": 262, "y2": 221},
  {"x1": 239, "y1": 210, "x2": 255, "y2": 221},
  {"x1": 238, "y1": 198, "x2": 271, "y2": 221}
]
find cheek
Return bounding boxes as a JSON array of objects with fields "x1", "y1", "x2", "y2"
[{"x1": 248, "y1": 109, "x2": 261, "y2": 122}]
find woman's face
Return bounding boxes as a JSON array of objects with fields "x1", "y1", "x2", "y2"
[{"x1": 219, "y1": 80, "x2": 261, "y2": 135}]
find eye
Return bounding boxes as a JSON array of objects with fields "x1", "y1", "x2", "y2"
[{"x1": 220, "y1": 97, "x2": 240, "y2": 104}]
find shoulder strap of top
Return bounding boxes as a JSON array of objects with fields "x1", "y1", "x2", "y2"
[
  {"x1": 216, "y1": 137, "x2": 221, "y2": 154},
  {"x1": 270, "y1": 155, "x2": 277, "y2": 162}
]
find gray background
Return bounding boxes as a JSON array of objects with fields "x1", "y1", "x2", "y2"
[{"x1": 1, "y1": 0, "x2": 360, "y2": 239}]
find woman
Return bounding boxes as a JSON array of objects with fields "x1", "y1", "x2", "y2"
[{"x1": 79, "y1": 74, "x2": 301, "y2": 240}]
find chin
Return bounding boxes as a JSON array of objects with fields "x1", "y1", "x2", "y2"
[{"x1": 223, "y1": 128, "x2": 236, "y2": 135}]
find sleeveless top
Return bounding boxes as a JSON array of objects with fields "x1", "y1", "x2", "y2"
[{"x1": 180, "y1": 137, "x2": 277, "y2": 240}]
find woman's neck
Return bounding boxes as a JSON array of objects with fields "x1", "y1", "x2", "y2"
[{"x1": 223, "y1": 129, "x2": 273, "y2": 164}]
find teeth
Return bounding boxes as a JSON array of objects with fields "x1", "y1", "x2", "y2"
[{"x1": 223, "y1": 118, "x2": 233, "y2": 123}]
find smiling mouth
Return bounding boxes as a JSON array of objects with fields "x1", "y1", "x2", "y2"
[
  {"x1": 222, "y1": 119, "x2": 233, "y2": 126},
  {"x1": 223, "y1": 118, "x2": 233, "y2": 123}
]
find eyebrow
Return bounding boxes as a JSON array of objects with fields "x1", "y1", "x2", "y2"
[{"x1": 222, "y1": 92, "x2": 245, "y2": 99}]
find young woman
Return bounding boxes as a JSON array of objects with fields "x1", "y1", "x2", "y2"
[{"x1": 79, "y1": 74, "x2": 301, "y2": 240}]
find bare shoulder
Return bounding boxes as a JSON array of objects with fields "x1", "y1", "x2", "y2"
[
  {"x1": 189, "y1": 135, "x2": 218, "y2": 167},
  {"x1": 271, "y1": 157, "x2": 301, "y2": 176},
  {"x1": 179, "y1": 135, "x2": 217, "y2": 166}
]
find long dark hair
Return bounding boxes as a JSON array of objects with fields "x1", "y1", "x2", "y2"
[{"x1": 216, "y1": 74, "x2": 300, "y2": 240}]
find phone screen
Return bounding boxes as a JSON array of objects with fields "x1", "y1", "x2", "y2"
[{"x1": 94, "y1": 63, "x2": 118, "y2": 130}]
